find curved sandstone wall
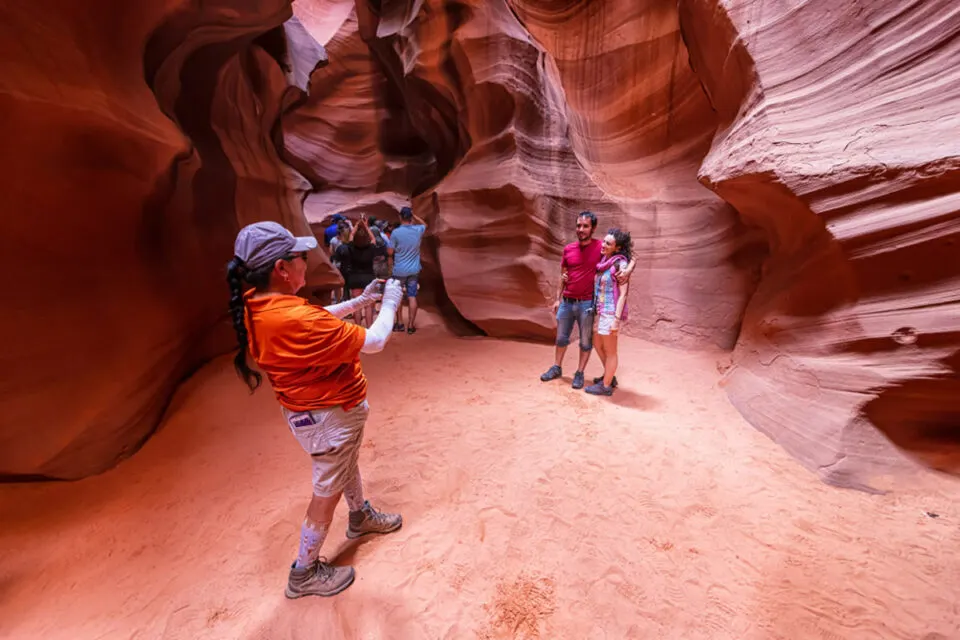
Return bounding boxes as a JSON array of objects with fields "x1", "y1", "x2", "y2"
[
  {"x1": 680, "y1": 0, "x2": 960, "y2": 484},
  {"x1": 285, "y1": 0, "x2": 960, "y2": 486},
  {"x1": 0, "y1": 1, "x2": 337, "y2": 479},
  {"x1": 291, "y1": 0, "x2": 765, "y2": 344},
  {"x1": 3, "y1": 0, "x2": 957, "y2": 484}
]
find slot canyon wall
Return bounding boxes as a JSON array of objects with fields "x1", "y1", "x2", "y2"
[
  {"x1": 0, "y1": 1, "x2": 339, "y2": 480},
  {"x1": 2, "y1": 0, "x2": 957, "y2": 488},
  {"x1": 680, "y1": 0, "x2": 960, "y2": 486}
]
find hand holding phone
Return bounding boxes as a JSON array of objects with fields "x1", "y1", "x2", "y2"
[{"x1": 362, "y1": 278, "x2": 386, "y2": 301}]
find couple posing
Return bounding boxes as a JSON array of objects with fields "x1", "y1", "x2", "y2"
[{"x1": 540, "y1": 211, "x2": 634, "y2": 396}]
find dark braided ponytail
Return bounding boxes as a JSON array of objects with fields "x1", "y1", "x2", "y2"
[{"x1": 227, "y1": 257, "x2": 263, "y2": 392}]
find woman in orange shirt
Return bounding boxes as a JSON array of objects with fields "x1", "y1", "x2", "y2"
[{"x1": 227, "y1": 221, "x2": 404, "y2": 598}]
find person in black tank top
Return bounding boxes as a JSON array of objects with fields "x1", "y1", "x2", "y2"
[{"x1": 343, "y1": 216, "x2": 387, "y2": 327}]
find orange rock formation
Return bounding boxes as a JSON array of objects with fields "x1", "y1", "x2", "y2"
[
  {"x1": 681, "y1": 0, "x2": 960, "y2": 484},
  {"x1": 1, "y1": 1, "x2": 338, "y2": 479},
  {"x1": 2, "y1": 0, "x2": 957, "y2": 485}
]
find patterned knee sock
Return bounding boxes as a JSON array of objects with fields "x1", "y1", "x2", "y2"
[{"x1": 294, "y1": 520, "x2": 329, "y2": 568}]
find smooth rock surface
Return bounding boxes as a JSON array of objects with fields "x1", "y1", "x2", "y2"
[
  {"x1": 4, "y1": 0, "x2": 958, "y2": 485},
  {"x1": 1, "y1": 1, "x2": 333, "y2": 479},
  {"x1": 290, "y1": 0, "x2": 763, "y2": 343},
  {"x1": 680, "y1": 0, "x2": 960, "y2": 485}
]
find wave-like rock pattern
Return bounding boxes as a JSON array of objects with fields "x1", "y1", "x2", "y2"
[
  {"x1": 330, "y1": 0, "x2": 617, "y2": 338},
  {"x1": 329, "y1": 0, "x2": 763, "y2": 343},
  {"x1": 1, "y1": 1, "x2": 333, "y2": 479},
  {"x1": 4, "y1": 0, "x2": 957, "y2": 484},
  {"x1": 680, "y1": 0, "x2": 960, "y2": 486},
  {"x1": 507, "y1": 0, "x2": 765, "y2": 348},
  {"x1": 282, "y1": 1, "x2": 437, "y2": 207}
]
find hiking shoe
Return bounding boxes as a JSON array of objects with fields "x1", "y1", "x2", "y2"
[
  {"x1": 592, "y1": 375, "x2": 618, "y2": 388},
  {"x1": 346, "y1": 500, "x2": 403, "y2": 539},
  {"x1": 285, "y1": 559, "x2": 355, "y2": 598},
  {"x1": 585, "y1": 382, "x2": 614, "y2": 396},
  {"x1": 540, "y1": 365, "x2": 562, "y2": 382},
  {"x1": 572, "y1": 370, "x2": 585, "y2": 389}
]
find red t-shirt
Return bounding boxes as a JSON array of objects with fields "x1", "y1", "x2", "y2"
[{"x1": 561, "y1": 239, "x2": 602, "y2": 300}]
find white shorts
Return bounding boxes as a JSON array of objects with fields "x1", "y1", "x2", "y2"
[
  {"x1": 596, "y1": 313, "x2": 620, "y2": 336},
  {"x1": 281, "y1": 401, "x2": 369, "y2": 497}
]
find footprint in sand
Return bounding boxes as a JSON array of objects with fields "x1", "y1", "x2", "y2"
[
  {"x1": 450, "y1": 563, "x2": 469, "y2": 592},
  {"x1": 479, "y1": 574, "x2": 556, "y2": 640},
  {"x1": 205, "y1": 607, "x2": 231, "y2": 627}
]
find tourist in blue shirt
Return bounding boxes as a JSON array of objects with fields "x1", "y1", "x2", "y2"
[
  {"x1": 324, "y1": 213, "x2": 346, "y2": 246},
  {"x1": 390, "y1": 206, "x2": 427, "y2": 334}
]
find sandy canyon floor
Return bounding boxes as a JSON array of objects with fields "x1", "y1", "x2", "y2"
[{"x1": 2, "y1": 319, "x2": 960, "y2": 639}]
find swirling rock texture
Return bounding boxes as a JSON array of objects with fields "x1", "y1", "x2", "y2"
[
  {"x1": 359, "y1": 0, "x2": 627, "y2": 339},
  {"x1": 286, "y1": 0, "x2": 958, "y2": 486},
  {"x1": 4, "y1": 0, "x2": 957, "y2": 487},
  {"x1": 288, "y1": 0, "x2": 762, "y2": 342},
  {"x1": 677, "y1": 0, "x2": 960, "y2": 486},
  {"x1": 505, "y1": 0, "x2": 765, "y2": 348},
  {"x1": 0, "y1": 1, "x2": 335, "y2": 479}
]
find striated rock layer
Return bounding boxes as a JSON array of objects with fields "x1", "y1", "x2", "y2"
[
  {"x1": 4, "y1": 0, "x2": 958, "y2": 485},
  {"x1": 289, "y1": 0, "x2": 959, "y2": 485},
  {"x1": 506, "y1": 0, "x2": 765, "y2": 348},
  {"x1": 680, "y1": 0, "x2": 960, "y2": 486},
  {"x1": 1, "y1": 1, "x2": 335, "y2": 479},
  {"x1": 293, "y1": 0, "x2": 763, "y2": 343}
]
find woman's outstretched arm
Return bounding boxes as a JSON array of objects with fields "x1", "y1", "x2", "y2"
[
  {"x1": 361, "y1": 280, "x2": 403, "y2": 354},
  {"x1": 325, "y1": 279, "x2": 380, "y2": 318}
]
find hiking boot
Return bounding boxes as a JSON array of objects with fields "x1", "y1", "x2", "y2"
[
  {"x1": 540, "y1": 365, "x2": 562, "y2": 382},
  {"x1": 346, "y1": 500, "x2": 403, "y2": 539},
  {"x1": 585, "y1": 382, "x2": 614, "y2": 396},
  {"x1": 572, "y1": 370, "x2": 585, "y2": 389},
  {"x1": 593, "y1": 375, "x2": 618, "y2": 388},
  {"x1": 285, "y1": 559, "x2": 355, "y2": 599}
]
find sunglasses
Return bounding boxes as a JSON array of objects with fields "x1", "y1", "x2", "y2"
[{"x1": 282, "y1": 252, "x2": 308, "y2": 263}]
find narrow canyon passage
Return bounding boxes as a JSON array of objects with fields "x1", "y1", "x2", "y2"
[
  {"x1": 3, "y1": 325, "x2": 958, "y2": 639},
  {"x1": 2, "y1": 0, "x2": 960, "y2": 637}
]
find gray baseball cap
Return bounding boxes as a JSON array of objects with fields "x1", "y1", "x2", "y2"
[{"x1": 234, "y1": 221, "x2": 318, "y2": 270}]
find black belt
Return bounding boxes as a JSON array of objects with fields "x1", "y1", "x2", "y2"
[{"x1": 562, "y1": 296, "x2": 592, "y2": 304}]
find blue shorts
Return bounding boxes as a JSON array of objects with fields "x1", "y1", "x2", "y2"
[
  {"x1": 395, "y1": 274, "x2": 419, "y2": 298},
  {"x1": 556, "y1": 298, "x2": 594, "y2": 351}
]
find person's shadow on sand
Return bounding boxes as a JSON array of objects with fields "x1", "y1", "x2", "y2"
[
  {"x1": 609, "y1": 387, "x2": 660, "y2": 411},
  {"x1": 328, "y1": 536, "x2": 372, "y2": 566},
  {"x1": 555, "y1": 374, "x2": 660, "y2": 411}
]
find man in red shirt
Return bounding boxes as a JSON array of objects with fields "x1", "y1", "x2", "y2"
[{"x1": 540, "y1": 211, "x2": 635, "y2": 388}]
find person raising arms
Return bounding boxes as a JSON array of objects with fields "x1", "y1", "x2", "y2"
[
  {"x1": 226, "y1": 221, "x2": 404, "y2": 599},
  {"x1": 341, "y1": 215, "x2": 389, "y2": 328},
  {"x1": 390, "y1": 206, "x2": 427, "y2": 334}
]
